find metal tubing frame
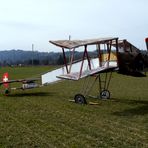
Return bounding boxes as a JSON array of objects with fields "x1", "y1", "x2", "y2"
[
  {"x1": 79, "y1": 71, "x2": 113, "y2": 99},
  {"x1": 106, "y1": 72, "x2": 112, "y2": 90},
  {"x1": 79, "y1": 76, "x2": 99, "y2": 97},
  {"x1": 98, "y1": 71, "x2": 113, "y2": 93}
]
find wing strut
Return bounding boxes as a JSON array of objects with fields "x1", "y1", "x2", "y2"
[
  {"x1": 62, "y1": 48, "x2": 69, "y2": 73},
  {"x1": 79, "y1": 45, "x2": 91, "y2": 78}
]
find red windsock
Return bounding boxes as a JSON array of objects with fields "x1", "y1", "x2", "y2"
[{"x1": 2, "y1": 73, "x2": 9, "y2": 88}]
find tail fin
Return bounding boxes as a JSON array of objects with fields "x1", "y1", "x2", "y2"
[
  {"x1": 2, "y1": 72, "x2": 9, "y2": 87},
  {"x1": 145, "y1": 37, "x2": 148, "y2": 51},
  {"x1": 2, "y1": 73, "x2": 10, "y2": 95}
]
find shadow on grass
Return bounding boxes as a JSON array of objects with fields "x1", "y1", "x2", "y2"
[
  {"x1": 7, "y1": 92, "x2": 56, "y2": 97},
  {"x1": 113, "y1": 105, "x2": 148, "y2": 116},
  {"x1": 111, "y1": 98, "x2": 148, "y2": 105},
  {"x1": 111, "y1": 98, "x2": 148, "y2": 116}
]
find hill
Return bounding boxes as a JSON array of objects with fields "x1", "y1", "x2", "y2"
[{"x1": 0, "y1": 49, "x2": 97, "y2": 66}]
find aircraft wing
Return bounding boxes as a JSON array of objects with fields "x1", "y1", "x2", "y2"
[
  {"x1": 50, "y1": 37, "x2": 118, "y2": 49},
  {"x1": 57, "y1": 66, "x2": 117, "y2": 80}
]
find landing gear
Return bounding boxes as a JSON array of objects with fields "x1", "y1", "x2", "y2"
[
  {"x1": 74, "y1": 94, "x2": 87, "y2": 104},
  {"x1": 100, "y1": 90, "x2": 110, "y2": 99},
  {"x1": 73, "y1": 71, "x2": 113, "y2": 104}
]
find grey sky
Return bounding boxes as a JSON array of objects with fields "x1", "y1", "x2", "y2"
[{"x1": 0, "y1": 0, "x2": 148, "y2": 52}]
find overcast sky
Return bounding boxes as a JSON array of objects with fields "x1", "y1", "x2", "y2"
[{"x1": 0, "y1": 0, "x2": 148, "y2": 52}]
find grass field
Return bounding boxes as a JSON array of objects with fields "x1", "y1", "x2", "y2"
[{"x1": 0, "y1": 66, "x2": 147, "y2": 147}]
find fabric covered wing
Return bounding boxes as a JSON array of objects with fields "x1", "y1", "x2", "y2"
[{"x1": 57, "y1": 66, "x2": 117, "y2": 80}]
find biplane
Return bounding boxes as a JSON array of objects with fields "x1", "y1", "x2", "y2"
[
  {"x1": 42, "y1": 37, "x2": 119, "y2": 104},
  {"x1": 0, "y1": 72, "x2": 40, "y2": 95},
  {"x1": 41, "y1": 37, "x2": 148, "y2": 104}
]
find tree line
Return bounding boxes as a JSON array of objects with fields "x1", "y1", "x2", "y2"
[{"x1": 0, "y1": 49, "x2": 97, "y2": 66}]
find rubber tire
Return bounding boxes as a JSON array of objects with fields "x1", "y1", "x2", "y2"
[
  {"x1": 74, "y1": 94, "x2": 87, "y2": 104},
  {"x1": 100, "y1": 90, "x2": 110, "y2": 99}
]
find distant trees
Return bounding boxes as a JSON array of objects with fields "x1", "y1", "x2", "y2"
[
  {"x1": 57, "y1": 55, "x2": 64, "y2": 65},
  {"x1": 0, "y1": 49, "x2": 97, "y2": 66}
]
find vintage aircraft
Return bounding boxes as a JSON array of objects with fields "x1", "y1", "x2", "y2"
[
  {"x1": 41, "y1": 37, "x2": 118, "y2": 104},
  {"x1": 113, "y1": 39, "x2": 148, "y2": 76},
  {"x1": 0, "y1": 72, "x2": 41, "y2": 95},
  {"x1": 41, "y1": 37, "x2": 148, "y2": 104}
]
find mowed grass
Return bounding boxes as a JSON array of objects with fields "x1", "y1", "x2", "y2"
[{"x1": 0, "y1": 66, "x2": 147, "y2": 148}]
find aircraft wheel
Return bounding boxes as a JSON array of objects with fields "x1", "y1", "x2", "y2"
[
  {"x1": 74, "y1": 94, "x2": 87, "y2": 104},
  {"x1": 100, "y1": 90, "x2": 110, "y2": 99}
]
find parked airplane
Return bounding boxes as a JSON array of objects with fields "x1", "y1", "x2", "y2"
[
  {"x1": 1, "y1": 37, "x2": 147, "y2": 104},
  {"x1": 0, "y1": 72, "x2": 40, "y2": 95},
  {"x1": 114, "y1": 39, "x2": 148, "y2": 76},
  {"x1": 41, "y1": 37, "x2": 148, "y2": 104},
  {"x1": 42, "y1": 38, "x2": 113, "y2": 103}
]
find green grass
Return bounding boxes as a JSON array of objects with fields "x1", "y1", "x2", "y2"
[{"x1": 0, "y1": 66, "x2": 147, "y2": 147}]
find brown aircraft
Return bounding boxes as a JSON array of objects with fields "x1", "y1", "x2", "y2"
[{"x1": 115, "y1": 38, "x2": 148, "y2": 76}]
